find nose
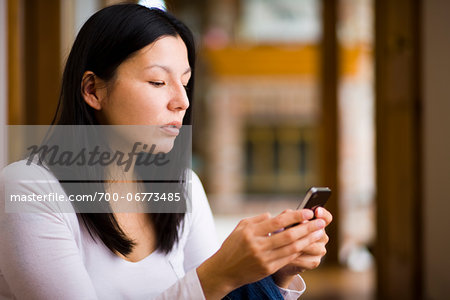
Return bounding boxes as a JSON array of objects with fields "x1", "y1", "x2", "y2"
[{"x1": 168, "y1": 84, "x2": 190, "y2": 112}]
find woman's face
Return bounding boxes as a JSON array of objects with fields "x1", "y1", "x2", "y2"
[
  {"x1": 92, "y1": 35, "x2": 191, "y2": 152},
  {"x1": 96, "y1": 35, "x2": 191, "y2": 129}
]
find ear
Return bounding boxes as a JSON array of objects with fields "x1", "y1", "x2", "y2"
[{"x1": 81, "y1": 71, "x2": 106, "y2": 110}]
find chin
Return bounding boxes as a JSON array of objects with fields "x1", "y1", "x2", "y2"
[{"x1": 153, "y1": 139, "x2": 176, "y2": 154}]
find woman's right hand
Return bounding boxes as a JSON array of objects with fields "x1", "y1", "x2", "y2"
[{"x1": 196, "y1": 209, "x2": 326, "y2": 299}]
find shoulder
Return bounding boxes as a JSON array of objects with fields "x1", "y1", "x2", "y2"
[
  {"x1": 0, "y1": 160, "x2": 74, "y2": 214},
  {"x1": 1, "y1": 159, "x2": 56, "y2": 181},
  {"x1": 0, "y1": 160, "x2": 80, "y2": 239}
]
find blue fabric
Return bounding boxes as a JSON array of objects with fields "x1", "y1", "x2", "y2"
[{"x1": 222, "y1": 276, "x2": 284, "y2": 300}]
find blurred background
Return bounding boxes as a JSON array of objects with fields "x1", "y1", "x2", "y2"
[{"x1": 0, "y1": 0, "x2": 449, "y2": 299}]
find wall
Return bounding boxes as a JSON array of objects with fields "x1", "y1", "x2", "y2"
[
  {"x1": 0, "y1": 0, "x2": 7, "y2": 167},
  {"x1": 75, "y1": 0, "x2": 99, "y2": 34},
  {"x1": 61, "y1": 0, "x2": 99, "y2": 69},
  {"x1": 422, "y1": 0, "x2": 450, "y2": 298}
]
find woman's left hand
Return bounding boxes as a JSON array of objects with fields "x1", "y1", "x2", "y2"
[{"x1": 271, "y1": 207, "x2": 333, "y2": 288}]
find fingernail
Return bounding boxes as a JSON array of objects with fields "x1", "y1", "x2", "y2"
[
  {"x1": 316, "y1": 219, "x2": 325, "y2": 229},
  {"x1": 316, "y1": 207, "x2": 323, "y2": 217}
]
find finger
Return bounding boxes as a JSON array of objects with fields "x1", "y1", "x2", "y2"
[
  {"x1": 248, "y1": 212, "x2": 272, "y2": 223},
  {"x1": 267, "y1": 228, "x2": 325, "y2": 261},
  {"x1": 301, "y1": 229, "x2": 329, "y2": 245},
  {"x1": 288, "y1": 255, "x2": 323, "y2": 271},
  {"x1": 315, "y1": 207, "x2": 332, "y2": 225},
  {"x1": 237, "y1": 212, "x2": 271, "y2": 228},
  {"x1": 268, "y1": 220, "x2": 325, "y2": 248},
  {"x1": 291, "y1": 209, "x2": 314, "y2": 226},
  {"x1": 275, "y1": 209, "x2": 314, "y2": 230},
  {"x1": 281, "y1": 209, "x2": 313, "y2": 219},
  {"x1": 298, "y1": 209, "x2": 314, "y2": 221},
  {"x1": 266, "y1": 252, "x2": 300, "y2": 275},
  {"x1": 299, "y1": 239, "x2": 327, "y2": 256},
  {"x1": 265, "y1": 236, "x2": 319, "y2": 269},
  {"x1": 255, "y1": 210, "x2": 313, "y2": 236}
]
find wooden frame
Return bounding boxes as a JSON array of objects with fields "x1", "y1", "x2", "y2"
[
  {"x1": 7, "y1": 0, "x2": 25, "y2": 125},
  {"x1": 7, "y1": 0, "x2": 61, "y2": 125},
  {"x1": 23, "y1": 0, "x2": 61, "y2": 125},
  {"x1": 375, "y1": 0, "x2": 422, "y2": 298},
  {"x1": 320, "y1": 0, "x2": 339, "y2": 264}
]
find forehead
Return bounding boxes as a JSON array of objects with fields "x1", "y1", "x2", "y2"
[{"x1": 125, "y1": 35, "x2": 190, "y2": 71}]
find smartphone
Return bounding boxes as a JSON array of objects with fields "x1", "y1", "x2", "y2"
[
  {"x1": 283, "y1": 187, "x2": 332, "y2": 230},
  {"x1": 296, "y1": 187, "x2": 332, "y2": 212}
]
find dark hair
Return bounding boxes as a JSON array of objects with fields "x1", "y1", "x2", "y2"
[{"x1": 50, "y1": 4, "x2": 196, "y2": 256}]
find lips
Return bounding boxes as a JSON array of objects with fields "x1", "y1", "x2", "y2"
[
  {"x1": 159, "y1": 122, "x2": 182, "y2": 136},
  {"x1": 162, "y1": 122, "x2": 182, "y2": 129}
]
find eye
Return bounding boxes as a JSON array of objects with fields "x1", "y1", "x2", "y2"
[{"x1": 149, "y1": 81, "x2": 165, "y2": 87}]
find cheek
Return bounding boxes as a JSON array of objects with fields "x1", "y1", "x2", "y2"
[
  {"x1": 132, "y1": 101, "x2": 164, "y2": 124},
  {"x1": 103, "y1": 84, "x2": 166, "y2": 125}
]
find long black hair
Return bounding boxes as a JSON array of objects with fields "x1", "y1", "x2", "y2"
[{"x1": 49, "y1": 4, "x2": 196, "y2": 256}]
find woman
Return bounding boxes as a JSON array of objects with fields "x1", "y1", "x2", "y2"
[{"x1": 0, "y1": 4, "x2": 332, "y2": 299}]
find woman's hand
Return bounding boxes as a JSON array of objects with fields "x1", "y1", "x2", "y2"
[
  {"x1": 271, "y1": 207, "x2": 333, "y2": 288},
  {"x1": 196, "y1": 210, "x2": 326, "y2": 300}
]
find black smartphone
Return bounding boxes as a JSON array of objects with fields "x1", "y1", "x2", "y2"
[
  {"x1": 277, "y1": 187, "x2": 332, "y2": 232},
  {"x1": 296, "y1": 187, "x2": 332, "y2": 212}
]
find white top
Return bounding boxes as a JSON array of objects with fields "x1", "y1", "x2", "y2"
[{"x1": 0, "y1": 161, "x2": 305, "y2": 299}]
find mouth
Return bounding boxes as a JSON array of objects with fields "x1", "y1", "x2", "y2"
[
  {"x1": 161, "y1": 122, "x2": 182, "y2": 129},
  {"x1": 159, "y1": 123, "x2": 181, "y2": 136}
]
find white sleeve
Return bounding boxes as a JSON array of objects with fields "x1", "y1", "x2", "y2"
[
  {"x1": 0, "y1": 163, "x2": 99, "y2": 300},
  {"x1": 0, "y1": 164, "x2": 218, "y2": 300},
  {"x1": 277, "y1": 275, "x2": 307, "y2": 299},
  {"x1": 182, "y1": 171, "x2": 220, "y2": 272}
]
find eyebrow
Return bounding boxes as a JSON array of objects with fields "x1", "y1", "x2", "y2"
[{"x1": 144, "y1": 64, "x2": 191, "y2": 75}]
